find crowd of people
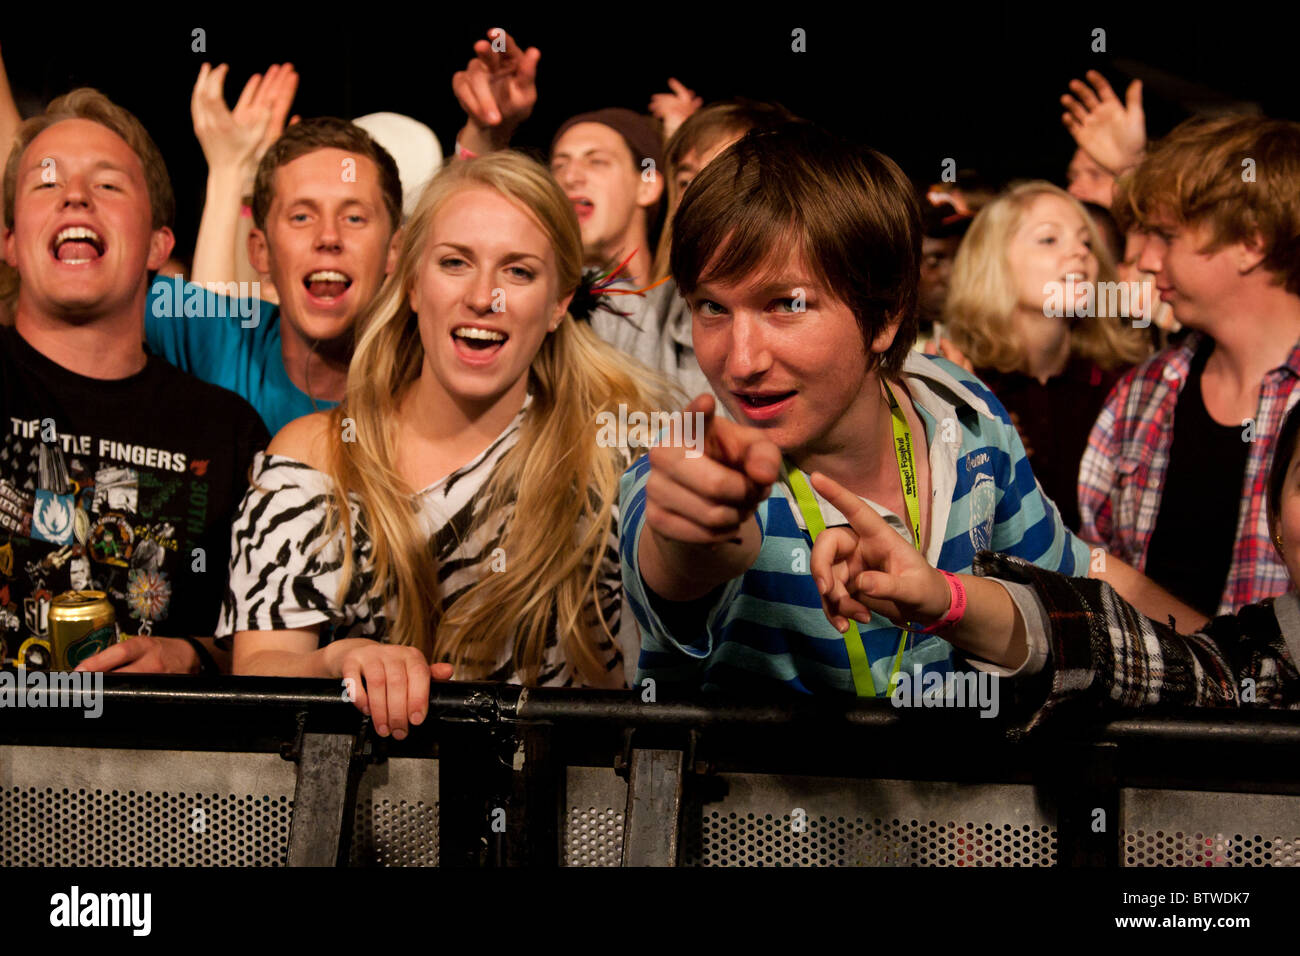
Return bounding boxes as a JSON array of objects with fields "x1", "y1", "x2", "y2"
[{"x1": 2, "y1": 31, "x2": 1298, "y2": 739}]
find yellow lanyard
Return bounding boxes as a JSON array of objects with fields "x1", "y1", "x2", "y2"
[
  {"x1": 884, "y1": 381, "x2": 923, "y2": 552},
  {"x1": 782, "y1": 381, "x2": 923, "y2": 698}
]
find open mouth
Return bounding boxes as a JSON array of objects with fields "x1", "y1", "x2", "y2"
[
  {"x1": 734, "y1": 390, "x2": 797, "y2": 420},
  {"x1": 303, "y1": 269, "x2": 353, "y2": 301},
  {"x1": 51, "y1": 226, "x2": 105, "y2": 265},
  {"x1": 736, "y1": 390, "x2": 795, "y2": 408},
  {"x1": 570, "y1": 196, "x2": 594, "y2": 221},
  {"x1": 452, "y1": 324, "x2": 509, "y2": 358}
]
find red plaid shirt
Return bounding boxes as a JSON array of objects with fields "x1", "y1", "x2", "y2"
[{"x1": 1078, "y1": 332, "x2": 1300, "y2": 615}]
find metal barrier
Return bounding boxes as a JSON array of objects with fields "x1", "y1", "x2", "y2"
[{"x1": 3, "y1": 675, "x2": 1300, "y2": 867}]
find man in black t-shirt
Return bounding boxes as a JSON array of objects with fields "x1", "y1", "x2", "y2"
[{"x1": 0, "y1": 88, "x2": 267, "y2": 673}]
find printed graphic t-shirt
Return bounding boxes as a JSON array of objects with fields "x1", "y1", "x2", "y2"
[{"x1": 0, "y1": 326, "x2": 269, "y2": 666}]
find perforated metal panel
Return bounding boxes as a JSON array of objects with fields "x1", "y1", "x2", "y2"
[
  {"x1": 564, "y1": 766, "x2": 626, "y2": 866},
  {"x1": 682, "y1": 775, "x2": 1055, "y2": 866},
  {"x1": 563, "y1": 767, "x2": 1057, "y2": 866},
  {"x1": 350, "y1": 756, "x2": 439, "y2": 866},
  {"x1": 10, "y1": 743, "x2": 1299, "y2": 867},
  {"x1": 0, "y1": 745, "x2": 294, "y2": 866},
  {"x1": 1120, "y1": 788, "x2": 1300, "y2": 866},
  {"x1": 686, "y1": 812, "x2": 1056, "y2": 866}
]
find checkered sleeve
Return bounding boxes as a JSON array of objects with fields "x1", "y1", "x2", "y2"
[
  {"x1": 972, "y1": 552, "x2": 1300, "y2": 730},
  {"x1": 1077, "y1": 374, "x2": 1124, "y2": 551}
]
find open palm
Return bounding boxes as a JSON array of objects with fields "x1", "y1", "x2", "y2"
[{"x1": 1061, "y1": 70, "x2": 1146, "y2": 175}]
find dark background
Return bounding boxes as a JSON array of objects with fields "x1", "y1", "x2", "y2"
[{"x1": 4, "y1": 2, "x2": 1294, "y2": 253}]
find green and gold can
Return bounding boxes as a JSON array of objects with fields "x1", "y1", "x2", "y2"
[{"x1": 49, "y1": 591, "x2": 119, "y2": 671}]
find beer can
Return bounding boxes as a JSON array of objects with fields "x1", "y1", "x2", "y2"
[{"x1": 49, "y1": 591, "x2": 119, "y2": 671}]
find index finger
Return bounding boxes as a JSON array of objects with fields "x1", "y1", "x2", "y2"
[
  {"x1": 498, "y1": 29, "x2": 525, "y2": 61},
  {"x1": 808, "y1": 470, "x2": 892, "y2": 540},
  {"x1": 708, "y1": 415, "x2": 780, "y2": 485}
]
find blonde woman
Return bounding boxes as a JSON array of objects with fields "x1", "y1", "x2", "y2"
[
  {"x1": 218, "y1": 151, "x2": 673, "y2": 738},
  {"x1": 942, "y1": 181, "x2": 1150, "y2": 532}
]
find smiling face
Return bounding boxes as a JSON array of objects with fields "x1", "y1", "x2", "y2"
[
  {"x1": 550, "y1": 123, "x2": 657, "y2": 263},
  {"x1": 249, "y1": 147, "x2": 399, "y2": 348},
  {"x1": 4, "y1": 118, "x2": 171, "y2": 320},
  {"x1": 407, "y1": 185, "x2": 571, "y2": 409},
  {"x1": 1006, "y1": 192, "x2": 1098, "y2": 322},
  {"x1": 689, "y1": 246, "x2": 896, "y2": 458}
]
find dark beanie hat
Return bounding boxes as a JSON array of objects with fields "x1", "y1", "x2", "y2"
[{"x1": 551, "y1": 108, "x2": 665, "y2": 177}]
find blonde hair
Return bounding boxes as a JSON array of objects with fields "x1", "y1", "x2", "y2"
[
  {"x1": 944, "y1": 181, "x2": 1149, "y2": 373},
  {"x1": 324, "y1": 151, "x2": 673, "y2": 685}
]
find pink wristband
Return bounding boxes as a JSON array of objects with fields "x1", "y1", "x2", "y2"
[{"x1": 914, "y1": 570, "x2": 967, "y2": 634}]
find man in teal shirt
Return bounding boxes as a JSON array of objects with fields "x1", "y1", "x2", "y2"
[{"x1": 146, "y1": 118, "x2": 402, "y2": 437}]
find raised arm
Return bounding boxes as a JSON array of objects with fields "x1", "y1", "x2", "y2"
[
  {"x1": 649, "y1": 78, "x2": 702, "y2": 142},
  {"x1": 190, "y1": 62, "x2": 298, "y2": 290},
  {"x1": 0, "y1": 43, "x2": 21, "y2": 161},
  {"x1": 451, "y1": 28, "x2": 539, "y2": 157}
]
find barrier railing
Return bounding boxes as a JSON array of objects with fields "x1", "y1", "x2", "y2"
[{"x1": 3, "y1": 675, "x2": 1300, "y2": 867}]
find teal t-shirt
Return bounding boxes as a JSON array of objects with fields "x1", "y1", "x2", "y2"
[{"x1": 145, "y1": 276, "x2": 339, "y2": 438}]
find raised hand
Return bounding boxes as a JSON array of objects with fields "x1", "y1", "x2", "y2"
[
  {"x1": 451, "y1": 28, "x2": 540, "y2": 152},
  {"x1": 808, "y1": 470, "x2": 950, "y2": 634},
  {"x1": 192, "y1": 62, "x2": 299, "y2": 173},
  {"x1": 649, "y1": 78, "x2": 702, "y2": 141},
  {"x1": 1060, "y1": 70, "x2": 1146, "y2": 176}
]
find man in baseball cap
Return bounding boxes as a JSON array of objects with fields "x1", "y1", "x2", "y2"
[{"x1": 549, "y1": 107, "x2": 664, "y2": 288}]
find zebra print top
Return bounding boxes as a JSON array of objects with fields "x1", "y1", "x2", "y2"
[{"x1": 216, "y1": 406, "x2": 632, "y2": 688}]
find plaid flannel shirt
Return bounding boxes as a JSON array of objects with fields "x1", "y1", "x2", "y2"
[
  {"x1": 1078, "y1": 331, "x2": 1300, "y2": 614},
  {"x1": 973, "y1": 552, "x2": 1300, "y2": 731}
]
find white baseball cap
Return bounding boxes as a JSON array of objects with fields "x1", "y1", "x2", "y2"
[{"x1": 352, "y1": 112, "x2": 444, "y2": 221}]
